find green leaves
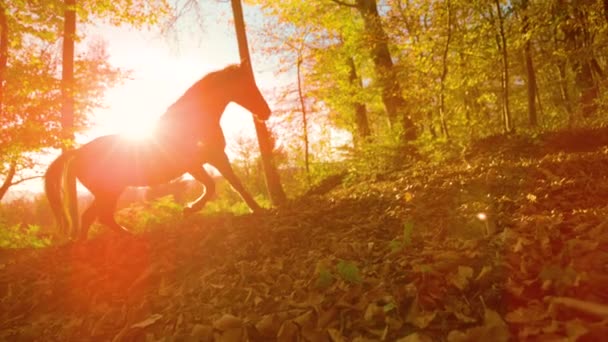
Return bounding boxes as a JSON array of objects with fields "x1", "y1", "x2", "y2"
[
  {"x1": 336, "y1": 259, "x2": 362, "y2": 284},
  {"x1": 315, "y1": 259, "x2": 362, "y2": 288},
  {"x1": 390, "y1": 222, "x2": 414, "y2": 253},
  {"x1": 0, "y1": 224, "x2": 51, "y2": 249}
]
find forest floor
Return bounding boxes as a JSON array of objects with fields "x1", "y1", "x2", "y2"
[{"x1": 2, "y1": 128, "x2": 608, "y2": 341}]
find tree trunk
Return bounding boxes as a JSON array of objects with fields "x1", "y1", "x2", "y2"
[
  {"x1": 494, "y1": 0, "x2": 512, "y2": 133},
  {"x1": 556, "y1": 61, "x2": 574, "y2": 124},
  {"x1": 296, "y1": 56, "x2": 310, "y2": 185},
  {"x1": 561, "y1": 3, "x2": 598, "y2": 118},
  {"x1": 356, "y1": 0, "x2": 416, "y2": 141},
  {"x1": 0, "y1": 161, "x2": 16, "y2": 202},
  {"x1": 0, "y1": 5, "x2": 10, "y2": 202},
  {"x1": 231, "y1": 0, "x2": 286, "y2": 205},
  {"x1": 61, "y1": 0, "x2": 76, "y2": 150},
  {"x1": 521, "y1": 0, "x2": 538, "y2": 127},
  {"x1": 576, "y1": 62, "x2": 598, "y2": 117},
  {"x1": 438, "y1": 0, "x2": 452, "y2": 139},
  {"x1": 0, "y1": 2, "x2": 7, "y2": 116},
  {"x1": 534, "y1": 76, "x2": 544, "y2": 118},
  {"x1": 347, "y1": 57, "x2": 370, "y2": 142}
]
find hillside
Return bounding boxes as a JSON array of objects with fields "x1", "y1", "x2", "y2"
[{"x1": 2, "y1": 129, "x2": 608, "y2": 341}]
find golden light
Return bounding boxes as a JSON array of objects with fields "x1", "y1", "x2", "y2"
[{"x1": 117, "y1": 117, "x2": 156, "y2": 141}]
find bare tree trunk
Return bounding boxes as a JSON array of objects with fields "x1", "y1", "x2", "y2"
[
  {"x1": 347, "y1": 57, "x2": 370, "y2": 142},
  {"x1": 61, "y1": 0, "x2": 76, "y2": 150},
  {"x1": 0, "y1": 162, "x2": 16, "y2": 202},
  {"x1": 556, "y1": 61, "x2": 574, "y2": 124},
  {"x1": 231, "y1": 0, "x2": 286, "y2": 205},
  {"x1": 560, "y1": 3, "x2": 598, "y2": 118},
  {"x1": 438, "y1": 0, "x2": 452, "y2": 139},
  {"x1": 359, "y1": 0, "x2": 415, "y2": 140},
  {"x1": 0, "y1": 2, "x2": 7, "y2": 113},
  {"x1": 0, "y1": 4, "x2": 12, "y2": 202},
  {"x1": 296, "y1": 56, "x2": 310, "y2": 185},
  {"x1": 522, "y1": 0, "x2": 538, "y2": 127},
  {"x1": 494, "y1": 0, "x2": 512, "y2": 133},
  {"x1": 534, "y1": 77, "x2": 544, "y2": 118},
  {"x1": 576, "y1": 62, "x2": 598, "y2": 117},
  {"x1": 331, "y1": 0, "x2": 416, "y2": 141}
]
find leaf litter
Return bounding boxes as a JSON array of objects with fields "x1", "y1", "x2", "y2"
[{"x1": 2, "y1": 130, "x2": 608, "y2": 340}]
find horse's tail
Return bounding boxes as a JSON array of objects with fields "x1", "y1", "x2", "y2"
[{"x1": 44, "y1": 150, "x2": 79, "y2": 238}]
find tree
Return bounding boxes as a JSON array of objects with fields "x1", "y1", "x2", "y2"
[
  {"x1": 0, "y1": 0, "x2": 164, "y2": 201},
  {"x1": 0, "y1": 3, "x2": 12, "y2": 200},
  {"x1": 347, "y1": 56, "x2": 371, "y2": 142},
  {"x1": 61, "y1": 0, "x2": 76, "y2": 149},
  {"x1": 519, "y1": 0, "x2": 539, "y2": 127},
  {"x1": 251, "y1": 0, "x2": 608, "y2": 153},
  {"x1": 231, "y1": 0, "x2": 287, "y2": 205},
  {"x1": 438, "y1": 0, "x2": 453, "y2": 139},
  {"x1": 330, "y1": 0, "x2": 416, "y2": 141},
  {"x1": 490, "y1": 0, "x2": 512, "y2": 133}
]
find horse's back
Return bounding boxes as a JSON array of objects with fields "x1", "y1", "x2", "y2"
[{"x1": 72, "y1": 134, "x2": 194, "y2": 192}]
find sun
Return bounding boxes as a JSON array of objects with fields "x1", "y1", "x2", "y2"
[
  {"x1": 90, "y1": 79, "x2": 166, "y2": 141},
  {"x1": 118, "y1": 119, "x2": 156, "y2": 140}
]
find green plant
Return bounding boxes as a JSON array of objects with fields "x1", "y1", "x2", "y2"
[
  {"x1": 336, "y1": 259, "x2": 362, "y2": 284},
  {"x1": 0, "y1": 223, "x2": 51, "y2": 249},
  {"x1": 389, "y1": 222, "x2": 414, "y2": 253},
  {"x1": 116, "y1": 195, "x2": 184, "y2": 233}
]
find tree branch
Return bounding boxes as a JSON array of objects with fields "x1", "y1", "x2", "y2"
[
  {"x1": 10, "y1": 174, "x2": 43, "y2": 186},
  {"x1": 329, "y1": 0, "x2": 358, "y2": 8}
]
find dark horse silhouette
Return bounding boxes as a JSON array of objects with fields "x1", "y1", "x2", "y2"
[{"x1": 45, "y1": 63, "x2": 270, "y2": 240}]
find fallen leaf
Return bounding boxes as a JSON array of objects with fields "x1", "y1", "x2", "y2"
[
  {"x1": 277, "y1": 320, "x2": 299, "y2": 342},
  {"x1": 565, "y1": 319, "x2": 589, "y2": 341},
  {"x1": 447, "y1": 309, "x2": 509, "y2": 342},
  {"x1": 447, "y1": 266, "x2": 474, "y2": 290},
  {"x1": 255, "y1": 314, "x2": 280, "y2": 337},
  {"x1": 404, "y1": 192, "x2": 414, "y2": 202},
  {"x1": 328, "y1": 328, "x2": 345, "y2": 342},
  {"x1": 218, "y1": 327, "x2": 244, "y2": 342},
  {"x1": 406, "y1": 305, "x2": 437, "y2": 330},
  {"x1": 505, "y1": 302, "x2": 548, "y2": 323},
  {"x1": 130, "y1": 314, "x2": 162, "y2": 329},
  {"x1": 213, "y1": 314, "x2": 243, "y2": 331},
  {"x1": 396, "y1": 332, "x2": 434, "y2": 342},
  {"x1": 190, "y1": 324, "x2": 214, "y2": 341}
]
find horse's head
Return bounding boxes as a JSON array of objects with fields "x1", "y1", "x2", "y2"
[
  {"x1": 163, "y1": 63, "x2": 271, "y2": 126},
  {"x1": 232, "y1": 62, "x2": 271, "y2": 122}
]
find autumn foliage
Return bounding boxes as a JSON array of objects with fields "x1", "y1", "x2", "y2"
[{"x1": 2, "y1": 0, "x2": 608, "y2": 340}]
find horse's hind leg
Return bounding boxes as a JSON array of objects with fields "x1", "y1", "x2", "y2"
[
  {"x1": 209, "y1": 152, "x2": 262, "y2": 213},
  {"x1": 78, "y1": 201, "x2": 99, "y2": 241},
  {"x1": 96, "y1": 191, "x2": 131, "y2": 236},
  {"x1": 184, "y1": 167, "x2": 216, "y2": 216}
]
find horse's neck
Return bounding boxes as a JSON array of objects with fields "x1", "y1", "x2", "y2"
[{"x1": 155, "y1": 102, "x2": 227, "y2": 142}]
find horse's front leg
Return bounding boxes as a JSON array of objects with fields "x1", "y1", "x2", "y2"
[
  {"x1": 209, "y1": 151, "x2": 263, "y2": 213},
  {"x1": 184, "y1": 166, "x2": 216, "y2": 216}
]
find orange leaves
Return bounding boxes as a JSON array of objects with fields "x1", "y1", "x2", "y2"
[
  {"x1": 4, "y1": 133, "x2": 608, "y2": 340},
  {"x1": 447, "y1": 309, "x2": 509, "y2": 342}
]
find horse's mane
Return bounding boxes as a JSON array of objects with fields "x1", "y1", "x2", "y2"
[{"x1": 163, "y1": 64, "x2": 241, "y2": 118}]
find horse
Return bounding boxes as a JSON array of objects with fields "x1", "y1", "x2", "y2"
[{"x1": 45, "y1": 63, "x2": 270, "y2": 241}]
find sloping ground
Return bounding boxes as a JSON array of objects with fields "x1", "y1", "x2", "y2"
[{"x1": 2, "y1": 130, "x2": 608, "y2": 341}]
